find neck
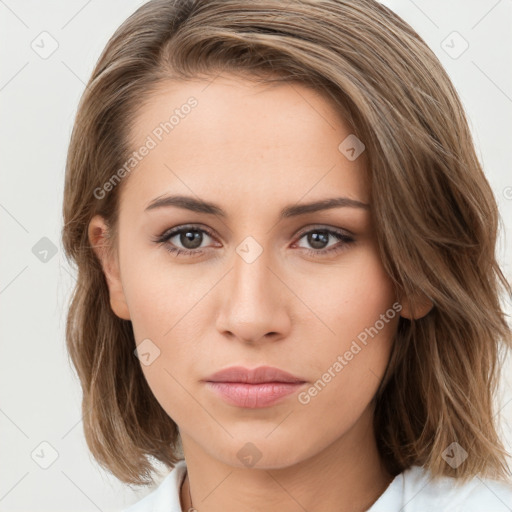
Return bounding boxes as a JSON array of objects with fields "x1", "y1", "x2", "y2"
[{"x1": 179, "y1": 405, "x2": 394, "y2": 512}]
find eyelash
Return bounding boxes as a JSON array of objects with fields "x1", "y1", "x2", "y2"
[{"x1": 153, "y1": 224, "x2": 355, "y2": 259}]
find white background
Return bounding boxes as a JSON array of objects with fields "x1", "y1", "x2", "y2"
[{"x1": 1, "y1": 0, "x2": 511, "y2": 510}]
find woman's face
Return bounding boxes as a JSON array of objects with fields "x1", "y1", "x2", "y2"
[{"x1": 91, "y1": 73, "x2": 401, "y2": 468}]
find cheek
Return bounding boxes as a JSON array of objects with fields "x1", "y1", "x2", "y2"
[
  {"x1": 299, "y1": 313, "x2": 396, "y2": 443},
  {"x1": 298, "y1": 246, "x2": 397, "y2": 404},
  {"x1": 119, "y1": 238, "x2": 195, "y2": 337},
  {"x1": 119, "y1": 245, "x2": 212, "y2": 404},
  {"x1": 297, "y1": 244, "x2": 397, "y2": 347}
]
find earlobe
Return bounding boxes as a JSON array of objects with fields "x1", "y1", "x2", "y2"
[
  {"x1": 399, "y1": 292, "x2": 434, "y2": 320},
  {"x1": 88, "y1": 215, "x2": 131, "y2": 321}
]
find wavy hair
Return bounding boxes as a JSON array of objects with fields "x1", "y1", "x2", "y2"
[{"x1": 61, "y1": 0, "x2": 512, "y2": 486}]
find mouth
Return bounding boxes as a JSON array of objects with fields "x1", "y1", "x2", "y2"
[{"x1": 203, "y1": 366, "x2": 307, "y2": 408}]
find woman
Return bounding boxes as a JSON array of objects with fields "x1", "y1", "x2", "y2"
[{"x1": 61, "y1": 0, "x2": 512, "y2": 510}]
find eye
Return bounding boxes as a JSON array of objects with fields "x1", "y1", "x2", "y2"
[
  {"x1": 293, "y1": 227, "x2": 355, "y2": 258},
  {"x1": 153, "y1": 224, "x2": 355, "y2": 258},
  {"x1": 153, "y1": 225, "x2": 217, "y2": 257}
]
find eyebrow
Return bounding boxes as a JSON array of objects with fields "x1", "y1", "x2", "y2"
[{"x1": 144, "y1": 194, "x2": 370, "y2": 219}]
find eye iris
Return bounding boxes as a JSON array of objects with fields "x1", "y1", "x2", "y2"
[
  {"x1": 308, "y1": 231, "x2": 329, "y2": 249},
  {"x1": 181, "y1": 229, "x2": 203, "y2": 249}
]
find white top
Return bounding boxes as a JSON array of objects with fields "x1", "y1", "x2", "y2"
[{"x1": 122, "y1": 459, "x2": 512, "y2": 511}]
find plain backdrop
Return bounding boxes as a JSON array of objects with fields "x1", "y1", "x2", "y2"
[{"x1": 1, "y1": 0, "x2": 511, "y2": 510}]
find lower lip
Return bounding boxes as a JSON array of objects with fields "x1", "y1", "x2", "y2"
[{"x1": 205, "y1": 381, "x2": 305, "y2": 408}]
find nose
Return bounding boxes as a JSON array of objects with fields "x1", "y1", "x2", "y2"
[{"x1": 215, "y1": 247, "x2": 292, "y2": 345}]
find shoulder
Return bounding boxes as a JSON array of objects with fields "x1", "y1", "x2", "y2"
[
  {"x1": 370, "y1": 464, "x2": 512, "y2": 512},
  {"x1": 122, "y1": 460, "x2": 187, "y2": 512}
]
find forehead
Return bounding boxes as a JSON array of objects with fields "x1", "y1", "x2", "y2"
[{"x1": 122, "y1": 74, "x2": 368, "y2": 214}]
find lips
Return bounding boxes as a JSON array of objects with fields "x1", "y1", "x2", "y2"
[
  {"x1": 204, "y1": 365, "x2": 306, "y2": 384},
  {"x1": 203, "y1": 366, "x2": 307, "y2": 408}
]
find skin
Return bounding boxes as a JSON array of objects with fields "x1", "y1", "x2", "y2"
[{"x1": 89, "y1": 74, "x2": 432, "y2": 512}]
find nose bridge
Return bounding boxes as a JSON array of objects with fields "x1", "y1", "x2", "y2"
[
  {"x1": 232, "y1": 242, "x2": 272, "y2": 305},
  {"x1": 216, "y1": 239, "x2": 290, "y2": 343}
]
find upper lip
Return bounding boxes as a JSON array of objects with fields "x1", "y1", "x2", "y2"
[{"x1": 204, "y1": 366, "x2": 306, "y2": 384}]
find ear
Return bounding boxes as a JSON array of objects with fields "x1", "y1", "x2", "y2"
[
  {"x1": 399, "y1": 290, "x2": 434, "y2": 320},
  {"x1": 88, "y1": 215, "x2": 131, "y2": 320}
]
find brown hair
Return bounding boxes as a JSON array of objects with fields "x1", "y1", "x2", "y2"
[{"x1": 61, "y1": 0, "x2": 512, "y2": 486}]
